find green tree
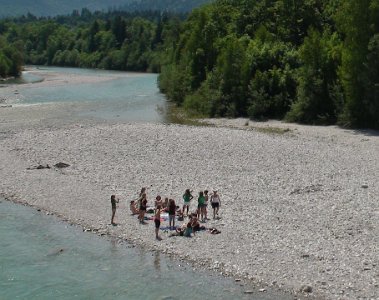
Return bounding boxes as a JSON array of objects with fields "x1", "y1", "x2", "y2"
[
  {"x1": 337, "y1": 0, "x2": 379, "y2": 128},
  {"x1": 286, "y1": 28, "x2": 342, "y2": 124}
]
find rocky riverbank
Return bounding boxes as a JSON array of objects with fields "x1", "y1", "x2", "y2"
[{"x1": 0, "y1": 101, "x2": 378, "y2": 299}]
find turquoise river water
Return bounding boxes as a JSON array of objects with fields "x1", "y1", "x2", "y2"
[
  {"x1": 7, "y1": 66, "x2": 168, "y2": 123},
  {"x1": 0, "y1": 199, "x2": 290, "y2": 300}
]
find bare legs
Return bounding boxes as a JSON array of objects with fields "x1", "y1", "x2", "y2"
[
  {"x1": 183, "y1": 204, "x2": 189, "y2": 216},
  {"x1": 111, "y1": 208, "x2": 116, "y2": 225}
]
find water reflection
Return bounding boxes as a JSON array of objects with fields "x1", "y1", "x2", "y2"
[{"x1": 153, "y1": 251, "x2": 161, "y2": 273}]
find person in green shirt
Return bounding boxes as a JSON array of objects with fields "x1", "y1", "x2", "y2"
[
  {"x1": 182, "y1": 189, "x2": 193, "y2": 216},
  {"x1": 197, "y1": 191, "x2": 206, "y2": 222}
]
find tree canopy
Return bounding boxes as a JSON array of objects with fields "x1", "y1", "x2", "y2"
[
  {"x1": 159, "y1": 0, "x2": 379, "y2": 129},
  {"x1": 1, "y1": 1, "x2": 379, "y2": 129}
]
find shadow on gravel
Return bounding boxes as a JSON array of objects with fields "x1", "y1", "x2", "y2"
[{"x1": 352, "y1": 128, "x2": 379, "y2": 137}]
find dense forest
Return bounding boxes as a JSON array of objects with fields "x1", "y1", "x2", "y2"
[
  {"x1": 0, "y1": 0, "x2": 378, "y2": 129},
  {"x1": 159, "y1": 0, "x2": 379, "y2": 129},
  {"x1": 0, "y1": 9, "x2": 181, "y2": 75}
]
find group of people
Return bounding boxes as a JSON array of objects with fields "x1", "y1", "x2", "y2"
[
  {"x1": 182, "y1": 189, "x2": 222, "y2": 221},
  {"x1": 110, "y1": 187, "x2": 222, "y2": 240}
]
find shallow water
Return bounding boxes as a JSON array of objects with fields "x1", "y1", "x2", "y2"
[
  {"x1": 2, "y1": 66, "x2": 167, "y2": 123},
  {"x1": 0, "y1": 200, "x2": 290, "y2": 300}
]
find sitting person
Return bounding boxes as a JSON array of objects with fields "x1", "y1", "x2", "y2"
[
  {"x1": 190, "y1": 213, "x2": 200, "y2": 232},
  {"x1": 130, "y1": 200, "x2": 139, "y2": 215},
  {"x1": 183, "y1": 220, "x2": 194, "y2": 237},
  {"x1": 169, "y1": 224, "x2": 186, "y2": 237},
  {"x1": 155, "y1": 195, "x2": 163, "y2": 208},
  {"x1": 177, "y1": 208, "x2": 184, "y2": 221},
  {"x1": 183, "y1": 214, "x2": 199, "y2": 237}
]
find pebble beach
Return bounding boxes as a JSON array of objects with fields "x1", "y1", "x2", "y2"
[{"x1": 0, "y1": 79, "x2": 378, "y2": 299}]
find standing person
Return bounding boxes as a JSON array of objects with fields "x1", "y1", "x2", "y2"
[
  {"x1": 139, "y1": 193, "x2": 147, "y2": 224},
  {"x1": 110, "y1": 195, "x2": 119, "y2": 225},
  {"x1": 163, "y1": 197, "x2": 169, "y2": 210},
  {"x1": 197, "y1": 191, "x2": 206, "y2": 222},
  {"x1": 154, "y1": 205, "x2": 162, "y2": 240},
  {"x1": 168, "y1": 199, "x2": 176, "y2": 229},
  {"x1": 137, "y1": 187, "x2": 146, "y2": 211},
  {"x1": 204, "y1": 190, "x2": 209, "y2": 220},
  {"x1": 210, "y1": 190, "x2": 221, "y2": 219},
  {"x1": 182, "y1": 189, "x2": 193, "y2": 216}
]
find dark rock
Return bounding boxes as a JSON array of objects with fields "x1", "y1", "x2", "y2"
[
  {"x1": 27, "y1": 164, "x2": 50, "y2": 170},
  {"x1": 54, "y1": 162, "x2": 70, "y2": 168},
  {"x1": 36, "y1": 164, "x2": 50, "y2": 169},
  {"x1": 300, "y1": 285, "x2": 313, "y2": 293}
]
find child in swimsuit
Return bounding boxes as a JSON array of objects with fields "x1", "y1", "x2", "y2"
[
  {"x1": 155, "y1": 195, "x2": 163, "y2": 208},
  {"x1": 130, "y1": 200, "x2": 139, "y2": 215},
  {"x1": 111, "y1": 195, "x2": 119, "y2": 225}
]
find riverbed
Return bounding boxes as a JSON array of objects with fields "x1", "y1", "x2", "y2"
[{"x1": 1, "y1": 67, "x2": 378, "y2": 300}]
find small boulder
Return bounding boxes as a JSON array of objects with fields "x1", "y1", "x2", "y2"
[
  {"x1": 54, "y1": 162, "x2": 70, "y2": 168},
  {"x1": 36, "y1": 164, "x2": 50, "y2": 169},
  {"x1": 27, "y1": 164, "x2": 50, "y2": 170},
  {"x1": 300, "y1": 285, "x2": 313, "y2": 293}
]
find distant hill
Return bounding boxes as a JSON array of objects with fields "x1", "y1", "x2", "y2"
[
  {"x1": 119, "y1": 0, "x2": 211, "y2": 13},
  {"x1": 0, "y1": 0, "x2": 126, "y2": 17},
  {"x1": 0, "y1": 0, "x2": 211, "y2": 17}
]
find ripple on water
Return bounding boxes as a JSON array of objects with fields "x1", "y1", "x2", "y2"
[{"x1": 0, "y1": 199, "x2": 290, "y2": 300}]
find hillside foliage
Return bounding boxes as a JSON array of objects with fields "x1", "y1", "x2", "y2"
[
  {"x1": 0, "y1": 1, "x2": 378, "y2": 129},
  {"x1": 159, "y1": 0, "x2": 379, "y2": 129}
]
